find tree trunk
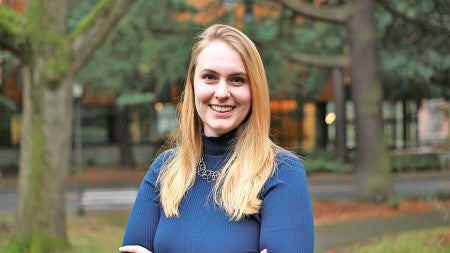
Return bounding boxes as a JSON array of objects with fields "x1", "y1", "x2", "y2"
[
  {"x1": 116, "y1": 106, "x2": 135, "y2": 169},
  {"x1": 12, "y1": 0, "x2": 137, "y2": 251},
  {"x1": 347, "y1": 0, "x2": 394, "y2": 202},
  {"x1": 15, "y1": 2, "x2": 72, "y2": 251},
  {"x1": 315, "y1": 103, "x2": 328, "y2": 149},
  {"x1": 16, "y1": 74, "x2": 73, "y2": 251},
  {"x1": 333, "y1": 68, "x2": 347, "y2": 161}
]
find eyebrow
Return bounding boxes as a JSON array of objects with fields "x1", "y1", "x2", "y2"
[{"x1": 199, "y1": 68, "x2": 248, "y2": 77}]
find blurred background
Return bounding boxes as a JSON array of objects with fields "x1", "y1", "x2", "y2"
[
  {"x1": 0, "y1": 0, "x2": 449, "y2": 252},
  {"x1": 1, "y1": 0, "x2": 448, "y2": 173}
]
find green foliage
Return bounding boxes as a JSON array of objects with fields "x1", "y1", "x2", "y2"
[
  {"x1": 261, "y1": 0, "x2": 449, "y2": 102},
  {"x1": 0, "y1": 5, "x2": 23, "y2": 37},
  {"x1": 0, "y1": 5, "x2": 26, "y2": 56},
  {"x1": 433, "y1": 191, "x2": 450, "y2": 200},
  {"x1": 390, "y1": 153, "x2": 442, "y2": 172},
  {"x1": 68, "y1": 0, "x2": 97, "y2": 31},
  {"x1": 76, "y1": 0, "x2": 348, "y2": 104},
  {"x1": 297, "y1": 149, "x2": 344, "y2": 173},
  {"x1": 116, "y1": 92, "x2": 154, "y2": 107},
  {"x1": 387, "y1": 197, "x2": 400, "y2": 209},
  {"x1": 243, "y1": 1, "x2": 346, "y2": 101},
  {"x1": 24, "y1": 0, "x2": 71, "y2": 87},
  {"x1": 76, "y1": 0, "x2": 201, "y2": 101},
  {"x1": 71, "y1": 0, "x2": 449, "y2": 104},
  {"x1": 69, "y1": 0, "x2": 113, "y2": 39},
  {"x1": 376, "y1": 0, "x2": 450, "y2": 100}
]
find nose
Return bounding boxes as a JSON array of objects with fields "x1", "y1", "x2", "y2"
[{"x1": 214, "y1": 80, "x2": 230, "y2": 99}]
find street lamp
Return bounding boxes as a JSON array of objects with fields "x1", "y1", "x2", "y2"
[{"x1": 72, "y1": 83, "x2": 84, "y2": 215}]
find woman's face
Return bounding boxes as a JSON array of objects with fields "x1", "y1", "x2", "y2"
[{"x1": 193, "y1": 40, "x2": 251, "y2": 137}]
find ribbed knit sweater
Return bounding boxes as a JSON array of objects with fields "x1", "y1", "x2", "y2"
[{"x1": 122, "y1": 131, "x2": 314, "y2": 252}]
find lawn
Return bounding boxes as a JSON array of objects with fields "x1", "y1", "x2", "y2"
[
  {"x1": 335, "y1": 225, "x2": 450, "y2": 253},
  {"x1": 0, "y1": 212, "x2": 130, "y2": 253},
  {"x1": 64, "y1": 212, "x2": 129, "y2": 253},
  {"x1": 1, "y1": 199, "x2": 449, "y2": 252}
]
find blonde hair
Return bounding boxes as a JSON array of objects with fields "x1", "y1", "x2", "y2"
[{"x1": 158, "y1": 24, "x2": 276, "y2": 221}]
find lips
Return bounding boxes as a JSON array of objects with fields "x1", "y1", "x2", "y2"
[{"x1": 211, "y1": 105, "x2": 234, "y2": 112}]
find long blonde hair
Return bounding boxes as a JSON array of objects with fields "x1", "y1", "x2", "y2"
[{"x1": 158, "y1": 24, "x2": 276, "y2": 221}]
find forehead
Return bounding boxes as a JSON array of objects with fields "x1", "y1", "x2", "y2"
[{"x1": 195, "y1": 40, "x2": 246, "y2": 73}]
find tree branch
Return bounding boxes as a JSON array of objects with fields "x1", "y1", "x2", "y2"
[
  {"x1": 71, "y1": 0, "x2": 137, "y2": 75},
  {"x1": 275, "y1": 0, "x2": 352, "y2": 24}
]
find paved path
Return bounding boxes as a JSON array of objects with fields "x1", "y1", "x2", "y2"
[
  {"x1": 308, "y1": 172, "x2": 450, "y2": 200},
  {"x1": 2, "y1": 172, "x2": 449, "y2": 214}
]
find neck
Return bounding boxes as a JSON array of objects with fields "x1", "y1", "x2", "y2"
[{"x1": 202, "y1": 128, "x2": 237, "y2": 156}]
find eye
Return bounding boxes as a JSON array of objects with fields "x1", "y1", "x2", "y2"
[
  {"x1": 202, "y1": 73, "x2": 217, "y2": 83},
  {"x1": 229, "y1": 76, "x2": 247, "y2": 86}
]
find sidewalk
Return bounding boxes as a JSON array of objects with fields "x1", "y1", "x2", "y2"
[{"x1": 309, "y1": 170, "x2": 450, "y2": 200}]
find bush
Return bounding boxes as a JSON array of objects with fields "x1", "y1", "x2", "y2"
[
  {"x1": 0, "y1": 160, "x2": 19, "y2": 177},
  {"x1": 390, "y1": 153, "x2": 442, "y2": 172},
  {"x1": 296, "y1": 149, "x2": 344, "y2": 174}
]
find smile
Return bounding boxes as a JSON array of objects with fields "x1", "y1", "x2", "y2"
[{"x1": 211, "y1": 105, "x2": 234, "y2": 112}]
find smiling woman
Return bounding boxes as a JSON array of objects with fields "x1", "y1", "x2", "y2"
[
  {"x1": 193, "y1": 39, "x2": 252, "y2": 137},
  {"x1": 120, "y1": 24, "x2": 314, "y2": 253}
]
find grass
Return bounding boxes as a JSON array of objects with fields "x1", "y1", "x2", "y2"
[
  {"x1": 2, "y1": 212, "x2": 449, "y2": 252},
  {"x1": 65, "y1": 211, "x2": 129, "y2": 252},
  {"x1": 335, "y1": 225, "x2": 450, "y2": 253},
  {"x1": 0, "y1": 211, "x2": 130, "y2": 253}
]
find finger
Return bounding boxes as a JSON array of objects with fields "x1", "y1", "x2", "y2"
[
  {"x1": 119, "y1": 245, "x2": 148, "y2": 253},
  {"x1": 260, "y1": 249, "x2": 268, "y2": 253},
  {"x1": 119, "y1": 245, "x2": 136, "y2": 252}
]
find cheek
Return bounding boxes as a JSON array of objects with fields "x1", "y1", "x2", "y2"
[
  {"x1": 193, "y1": 85, "x2": 210, "y2": 111},
  {"x1": 193, "y1": 87, "x2": 205, "y2": 104}
]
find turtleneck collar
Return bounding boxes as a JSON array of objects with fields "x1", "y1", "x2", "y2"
[{"x1": 202, "y1": 128, "x2": 237, "y2": 156}]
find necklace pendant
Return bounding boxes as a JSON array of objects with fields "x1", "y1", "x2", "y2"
[{"x1": 196, "y1": 156, "x2": 220, "y2": 182}]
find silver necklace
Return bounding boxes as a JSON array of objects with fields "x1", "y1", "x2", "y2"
[{"x1": 196, "y1": 156, "x2": 220, "y2": 182}]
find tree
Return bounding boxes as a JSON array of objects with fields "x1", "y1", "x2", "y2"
[
  {"x1": 276, "y1": 0, "x2": 394, "y2": 201},
  {"x1": 346, "y1": 0, "x2": 393, "y2": 201},
  {"x1": 274, "y1": 0, "x2": 449, "y2": 196},
  {"x1": 0, "y1": 0, "x2": 136, "y2": 251},
  {"x1": 376, "y1": 0, "x2": 450, "y2": 100},
  {"x1": 76, "y1": 0, "x2": 204, "y2": 168}
]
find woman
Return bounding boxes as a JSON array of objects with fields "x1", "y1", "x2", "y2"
[{"x1": 120, "y1": 24, "x2": 314, "y2": 253}]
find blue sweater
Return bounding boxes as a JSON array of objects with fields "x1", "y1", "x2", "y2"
[{"x1": 122, "y1": 133, "x2": 314, "y2": 252}]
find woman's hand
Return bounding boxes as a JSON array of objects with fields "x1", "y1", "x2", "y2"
[
  {"x1": 119, "y1": 245, "x2": 265, "y2": 253},
  {"x1": 119, "y1": 245, "x2": 152, "y2": 253},
  {"x1": 119, "y1": 245, "x2": 269, "y2": 253}
]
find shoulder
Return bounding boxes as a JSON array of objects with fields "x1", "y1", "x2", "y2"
[
  {"x1": 260, "y1": 148, "x2": 307, "y2": 194},
  {"x1": 151, "y1": 148, "x2": 176, "y2": 168},
  {"x1": 274, "y1": 147, "x2": 305, "y2": 173},
  {"x1": 145, "y1": 148, "x2": 176, "y2": 181}
]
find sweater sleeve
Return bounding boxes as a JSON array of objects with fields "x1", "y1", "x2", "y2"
[
  {"x1": 259, "y1": 152, "x2": 315, "y2": 253},
  {"x1": 121, "y1": 151, "x2": 169, "y2": 252}
]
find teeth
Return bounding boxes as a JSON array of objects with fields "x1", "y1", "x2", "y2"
[{"x1": 211, "y1": 105, "x2": 233, "y2": 112}]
